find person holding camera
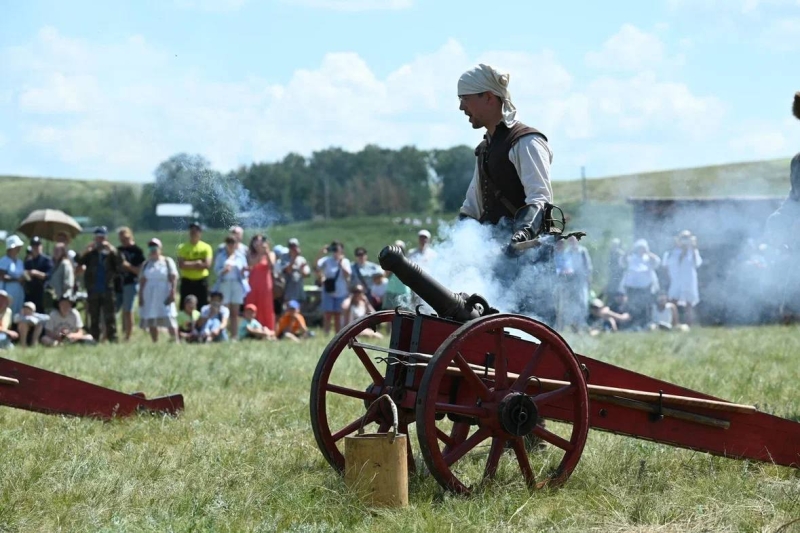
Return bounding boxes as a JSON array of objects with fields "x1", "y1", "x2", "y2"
[
  {"x1": 76, "y1": 226, "x2": 122, "y2": 343},
  {"x1": 455, "y1": 63, "x2": 553, "y2": 253},
  {"x1": 316, "y1": 241, "x2": 351, "y2": 334}
]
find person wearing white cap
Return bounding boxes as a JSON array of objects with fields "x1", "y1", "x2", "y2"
[
  {"x1": 278, "y1": 238, "x2": 311, "y2": 306},
  {"x1": 456, "y1": 63, "x2": 554, "y2": 253},
  {"x1": 408, "y1": 229, "x2": 437, "y2": 267},
  {"x1": 0, "y1": 235, "x2": 27, "y2": 316}
]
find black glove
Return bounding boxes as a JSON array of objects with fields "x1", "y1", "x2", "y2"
[{"x1": 512, "y1": 204, "x2": 544, "y2": 241}]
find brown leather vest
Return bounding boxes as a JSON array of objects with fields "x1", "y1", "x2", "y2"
[{"x1": 475, "y1": 122, "x2": 546, "y2": 224}]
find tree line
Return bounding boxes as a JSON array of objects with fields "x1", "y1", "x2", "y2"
[{"x1": 2, "y1": 144, "x2": 479, "y2": 231}]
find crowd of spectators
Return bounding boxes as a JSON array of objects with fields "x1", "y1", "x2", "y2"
[{"x1": 0, "y1": 223, "x2": 709, "y2": 349}]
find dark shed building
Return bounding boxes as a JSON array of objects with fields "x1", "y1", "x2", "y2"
[{"x1": 627, "y1": 196, "x2": 785, "y2": 325}]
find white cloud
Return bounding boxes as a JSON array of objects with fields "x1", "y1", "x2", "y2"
[
  {"x1": 585, "y1": 24, "x2": 667, "y2": 71},
  {"x1": 2, "y1": 24, "x2": 784, "y2": 182},
  {"x1": 281, "y1": 0, "x2": 412, "y2": 11}
]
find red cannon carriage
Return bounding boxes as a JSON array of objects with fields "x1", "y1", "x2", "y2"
[
  {"x1": 310, "y1": 245, "x2": 800, "y2": 494},
  {"x1": 0, "y1": 357, "x2": 184, "y2": 420}
]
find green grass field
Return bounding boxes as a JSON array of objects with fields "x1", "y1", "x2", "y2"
[{"x1": 2, "y1": 325, "x2": 800, "y2": 532}]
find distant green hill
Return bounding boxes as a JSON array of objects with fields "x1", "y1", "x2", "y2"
[
  {"x1": 0, "y1": 175, "x2": 143, "y2": 210},
  {"x1": 554, "y1": 158, "x2": 791, "y2": 203}
]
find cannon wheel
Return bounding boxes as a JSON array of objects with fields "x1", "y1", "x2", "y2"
[
  {"x1": 310, "y1": 310, "x2": 415, "y2": 473},
  {"x1": 416, "y1": 314, "x2": 590, "y2": 494}
]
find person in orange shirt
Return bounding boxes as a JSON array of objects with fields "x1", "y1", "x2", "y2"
[{"x1": 275, "y1": 300, "x2": 308, "y2": 342}]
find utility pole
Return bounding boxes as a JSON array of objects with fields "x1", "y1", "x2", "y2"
[{"x1": 581, "y1": 166, "x2": 587, "y2": 204}]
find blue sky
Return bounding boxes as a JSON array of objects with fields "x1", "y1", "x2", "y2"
[{"x1": 1, "y1": 0, "x2": 798, "y2": 184}]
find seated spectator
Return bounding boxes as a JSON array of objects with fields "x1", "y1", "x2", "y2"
[
  {"x1": 649, "y1": 292, "x2": 688, "y2": 331},
  {"x1": 14, "y1": 301, "x2": 49, "y2": 348},
  {"x1": 0, "y1": 290, "x2": 19, "y2": 349},
  {"x1": 196, "y1": 291, "x2": 229, "y2": 343},
  {"x1": 607, "y1": 292, "x2": 634, "y2": 331},
  {"x1": 275, "y1": 299, "x2": 309, "y2": 342},
  {"x1": 344, "y1": 285, "x2": 382, "y2": 338},
  {"x1": 587, "y1": 298, "x2": 616, "y2": 335},
  {"x1": 177, "y1": 294, "x2": 201, "y2": 342},
  {"x1": 41, "y1": 295, "x2": 94, "y2": 346},
  {"x1": 370, "y1": 272, "x2": 388, "y2": 309},
  {"x1": 238, "y1": 303, "x2": 276, "y2": 341}
]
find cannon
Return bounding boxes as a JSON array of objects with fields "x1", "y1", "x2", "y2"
[
  {"x1": 0, "y1": 357, "x2": 184, "y2": 419},
  {"x1": 310, "y1": 245, "x2": 800, "y2": 494}
]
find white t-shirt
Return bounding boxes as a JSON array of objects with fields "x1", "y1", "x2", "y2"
[
  {"x1": 200, "y1": 303, "x2": 230, "y2": 321},
  {"x1": 317, "y1": 256, "x2": 351, "y2": 298},
  {"x1": 47, "y1": 309, "x2": 83, "y2": 335}
]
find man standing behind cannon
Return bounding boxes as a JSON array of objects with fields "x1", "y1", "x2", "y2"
[{"x1": 456, "y1": 63, "x2": 554, "y2": 253}]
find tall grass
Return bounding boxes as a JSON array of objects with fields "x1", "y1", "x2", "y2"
[{"x1": 2, "y1": 325, "x2": 800, "y2": 532}]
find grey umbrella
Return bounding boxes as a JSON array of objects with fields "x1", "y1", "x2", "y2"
[{"x1": 16, "y1": 209, "x2": 83, "y2": 242}]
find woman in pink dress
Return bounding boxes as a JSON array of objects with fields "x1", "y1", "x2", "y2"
[{"x1": 244, "y1": 236, "x2": 276, "y2": 330}]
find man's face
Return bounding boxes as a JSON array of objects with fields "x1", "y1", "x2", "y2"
[
  {"x1": 30, "y1": 243, "x2": 41, "y2": 256},
  {"x1": 419, "y1": 236, "x2": 428, "y2": 248},
  {"x1": 289, "y1": 245, "x2": 298, "y2": 256},
  {"x1": 94, "y1": 234, "x2": 106, "y2": 246},
  {"x1": 189, "y1": 227, "x2": 201, "y2": 240},
  {"x1": 458, "y1": 92, "x2": 493, "y2": 129}
]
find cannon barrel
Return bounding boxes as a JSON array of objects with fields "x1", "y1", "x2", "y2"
[{"x1": 379, "y1": 245, "x2": 490, "y2": 322}]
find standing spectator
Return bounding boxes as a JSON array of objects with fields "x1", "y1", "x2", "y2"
[
  {"x1": 663, "y1": 230, "x2": 702, "y2": 326},
  {"x1": 605, "y1": 238, "x2": 626, "y2": 298},
  {"x1": 244, "y1": 237, "x2": 276, "y2": 331},
  {"x1": 77, "y1": 227, "x2": 122, "y2": 343},
  {"x1": 23, "y1": 236, "x2": 53, "y2": 313},
  {"x1": 620, "y1": 239, "x2": 661, "y2": 329},
  {"x1": 408, "y1": 230, "x2": 437, "y2": 267},
  {"x1": 0, "y1": 290, "x2": 19, "y2": 349},
  {"x1": 177, "y1": 222, "x2": 213, "y2": 309},
  {"x1": 279, "y1": 238, "x2": 311, "y2": 306},
  {"x1": 138, "y1": 238, "x2": 179, "y2": 343},
  {"x1": 115, "y1": 227, "x2": 145, "y2": 341},
  {"x1": 350, "y1": 247, "x2": 382, "y2": 309},
  {"x1": 49, "y1": 243, "x2": 75, "y2": 301},
  {"x1": 218, "y1": 225, "x2": 249, "y2": 262},
  {"x1": 554, "y1": 236, "x2": 593, "y2": 331},
  {"x1": 382, "y1": 240, "x2": 411, "y2": 310},
  {"x1": 316, "y1": 241, "x2": 351, "y2": 334},
  {"x1": 214, "y1": 235, "x2": 250, "y2": 338},
  {"x1": 0, "y1": 235, "x2": 27, "y2": 316}
]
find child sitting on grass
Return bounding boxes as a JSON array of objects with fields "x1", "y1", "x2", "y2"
[
  {"x1": 196, "y1": 291, "x2": 229, "y2": 343},
  {"x1": 13, "y1": 301, "x2": 49, "y2": 348},
  {"x1": 238, "y1": 303, "x2": 276, "y2": 341},
  {"x1": 177, "y1": 294, "x2": 201, "y2": 342},
  {"x1": 275, "y1": 300, "x2": 309, "y2": 342}
]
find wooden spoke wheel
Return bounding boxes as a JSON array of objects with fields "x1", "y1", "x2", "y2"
[
  {"x1": 416, "y1": 314, "x2": 589, "y2": 494},
  {"x1": 310, "y1": 311, "x2": 415, "y2": 473}
]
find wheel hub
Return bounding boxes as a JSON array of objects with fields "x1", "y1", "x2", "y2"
[{"x1": 498, "y1": 392, "x2": 539, "y2": 437}]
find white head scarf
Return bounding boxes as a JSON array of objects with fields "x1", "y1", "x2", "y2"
[{"x1": 457, "y1": 63, "x2": 517, "y2": 127}]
